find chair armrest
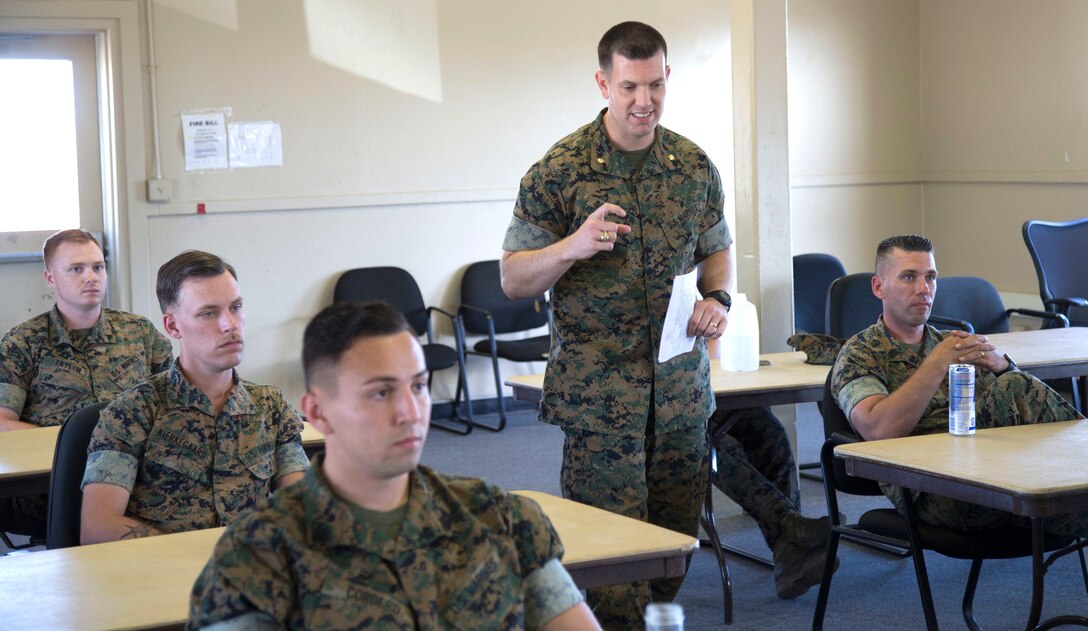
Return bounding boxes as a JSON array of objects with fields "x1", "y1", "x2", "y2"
[
  {"x1": 458, "y1": 303, "x2": 493, "y2": 319},
  {"x1": 928, "y1": 314, "x2": 973, "y2": 333},
  {"x1": 1004, "y1": 308, "x2": 1070, "y2": 328},
  {"x1": 1045, "y1": 297, "x2": 1088, "y2": 317}
]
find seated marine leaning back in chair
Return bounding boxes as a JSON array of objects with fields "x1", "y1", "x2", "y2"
[{"x1": 830, "y1": 234, "x2": 1087, "y2": 535}]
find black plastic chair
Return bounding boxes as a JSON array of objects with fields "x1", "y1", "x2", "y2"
[
  {"x1": 458, "y1": 260, "x2": 550, "y2": 432},
  {"x1": 930, "y1": 276, "x2": 1068, "y2": 335},
  {"x1": 46, "y1": 401, "x2": 108, "y2": 549},
  {"x1": 1023, "y1": 218, "x2": 1088, "y2": 328},
  {"x1": 334, "y1": 267, "x2": 475, "y2": 434},
  {"x1": 794, "y1": 253, "x2": 846, "y2": 335},
  {"x1": 813, "y1": 373, "x2": 1086, "y2": 631}
]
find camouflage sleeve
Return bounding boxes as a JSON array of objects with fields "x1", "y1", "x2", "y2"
[
  {"x1": 523, "y1": 558, "x2": 583, "y2": 630},
  {"x1": 502, "y1": 164, "x2": 569, "y2": 252},
  {"x1": 270, "y1": 391, "x2": 308, "y2": 478},
  {"x1": 695, "y1": 159, "x2": 732, "y2": 258},
  {"x1": 81, "y1": 388, "x2": 152, "y2": 490},
  {"x1": 189, "y1": 524, "x2": 294, "y2": 628},
  {"x1": 830, "y1": 341, "x2": 889, "y2": 420},
  {"x1": 148, "y1": 325, "x2": 174, "y2": 375},
  {"x1": 503, "y1": 494, "x2": 564, "y2": 578},
  {"x1": 193, "y1": 611, "x2": 278, "y2": 631},
  {"x1": 0, "y1": 329, "x2": 32, "y2": 414}
]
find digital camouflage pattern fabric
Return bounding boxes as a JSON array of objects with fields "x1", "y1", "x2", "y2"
[
  {"x1": 786, "y1": 333, "x2": 844, "y2": 365},
  {"x1": 505, "y1": 110, "x2": 729, "y2": 629},
  {"x1": 503, "y1": 109, "x2": 731, "y2": 439},
  {"x1": 832, "y1": 317, "x2": 1086, "y2": 533},
  {"x1": 188, "y1": 462, "x2": 577, "y2": 630},
  {"x1": 82, "y1": 362, "x2": 308, "y2": 534},
  {"x1": 708, "y1": 407, "x2": 799, "y2": 548},
  {"x1": 0, "y1": 306, "x2": 172, "y2": 533},
  {"x1": 0, "y1": 306, "x2": 172, "y2": 427}
]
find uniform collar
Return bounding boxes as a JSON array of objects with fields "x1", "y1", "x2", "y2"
[
  {"x1": 302, "y1": 461, "x2": 448, "y2": 558},
  {"x1": 588, "y1": 108, "x2": 682, "y2": 179},
  {"x1": 48, "y1": 305, "x2": 112, "y2": 347},
  {"x1": 164, "y1": 361, "x2": 255, "y2": 417}
]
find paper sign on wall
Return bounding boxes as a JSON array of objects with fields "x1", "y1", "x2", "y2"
[
  {"x1": 228, "y1": 121, "x2": 283, "y2": 168},
  {"x1": 182, "y1": 112, "x2": 228, "y2": 171}
]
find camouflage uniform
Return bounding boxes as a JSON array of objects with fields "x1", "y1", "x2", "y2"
[
  {"x1": 81, "y1": 361, "x2": 308, "y2": 534},
  {"x1": 0, "y1": 306, "x2": 172, "y2": 535},
  {"x1": 708, "y1": 407, "x2": 800, "y2": 549},
  {"x1": 504, "y1": 109, "x2": 730, "y2": 629},
  {"x1": 188, "y1": 459, "x2": 583, "y2": 630},
  {"x1": 832, "y1": 317, "x2": 1087, "y2": 535}
]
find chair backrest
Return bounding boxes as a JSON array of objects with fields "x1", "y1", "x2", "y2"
[
  {"x1": 825, "y1": 273, "x2": 882, "y2": 340},
  {"x1": 1023, "y1": 218, "x2": 1088, "y2": 326},
  {"x1": 930, "y1": 276, "x2": 1010, "y2": 335},
  {"x1": 793, "y1": 253, "x2": 847, "y2": 335},
  {"x1": 333, "y1": 267, "x2": 429, "y2": 336},
  {"x1": 460, "y1": 260, "x2": 548, "y2": 335},
  {"x1": 46, "y1": 401, "x2": 108, "y2": 549}
]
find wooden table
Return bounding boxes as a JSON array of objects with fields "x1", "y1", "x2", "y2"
[
  {"x1": 504, "y1": 327, "x2": 1088, "y2": 411},
  {"x1": 506, "y1": 350, "x2": 829, "y2": 411},
  {"x1": 0, "y1": 423, "x2": 326, "y2": 500},
  {"x1": 513, "y1": 490, "x2": 698, "y2": 589},
  {"x1": 0, "y1": 492, "x2": 698, "y2": 630},
  {"x1": 836, "y1": 419, "x2": 1088, "y2": 629}
]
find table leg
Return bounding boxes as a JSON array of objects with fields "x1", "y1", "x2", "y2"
[{"x1": 1026, "y1": 517, "x2": 1045, "y2": 630}]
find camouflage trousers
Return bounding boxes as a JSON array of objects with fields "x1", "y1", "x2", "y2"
[
  {"x1": 708, "y1": 407, "x2": 800, "y2": 549},
  {"x1": 561, "y1": 422, "x2": 707, "y2": 631},
  {"x1": 891, "y1": 371, "x2": 1087, "y2": 535}
]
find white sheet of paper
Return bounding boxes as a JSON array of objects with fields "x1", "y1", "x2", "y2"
[
  {"x1": 658, "y1": 269, "x2": 701, "y2": 363},
  {"x1": 228, "y1": 121, "x2": 283, "y2": 168},
  {"x1": 182, "y1": 112, "x2": 228, "y2": 171}
]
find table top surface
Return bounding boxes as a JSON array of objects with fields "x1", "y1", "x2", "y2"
[
  {"x1": 0, "y1": 423, "x2": 325, "y2": 483},
  {"x1": 835, "y1": 418, "x2": 1088, "y2": 498},
  {"x1": 505, "y1": 327, "x2": 1088, "y2": 396},
  {"x1": 0, "y1": 491, "x2": 697, "y2": 630}
]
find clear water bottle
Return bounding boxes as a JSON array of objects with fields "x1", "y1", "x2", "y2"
[
  {"x1": 645, "y1": 603, "x2": 684, "y2": 631},
  {"x1": 948, "y1": 364, "x2": 976, "y2": 435},
  {"x1": 720, "y1": 292, "x2": 759, "y2": 372}
]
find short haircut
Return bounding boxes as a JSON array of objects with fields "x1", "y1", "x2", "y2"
[
  {"x1": 302, "y1": 301, "x2": 415, "y2": 391},
  {"x1": 43, "y1": 229, "x2": 101, "y2": 268},
  {"x1": 156, "y1": 250, "x2": 237, "y2": 313},
  {"x1": 875, "y1": 235, "x2": 934, "y2": 274},
  {"x1": 598, "y1": 21, "x2": 667, "y2": 74}
]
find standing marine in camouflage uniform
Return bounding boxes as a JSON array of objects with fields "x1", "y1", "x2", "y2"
[
  {"x1": 831, "y1": 234, "x2": 1088, "y2": 536},
  {"x1": 0, "y1": 229, "x2": 172, "y2": 538},
  {"x1": 501, "y1": 22, "x2": 730, "y2": 629},
  {"x1": 709, "y1": 406, "x2": 836, "y2": 598},
  {"x1": 189, "y1": 302, "x2": 600, "y2": 630},
  {"x1": 81, "y1": 251, "x2": 307, "y2": 543}
]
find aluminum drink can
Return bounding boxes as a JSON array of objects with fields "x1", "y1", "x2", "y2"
[{"x1": 948, "y1": 363, "x2": 976, "y2": 435}]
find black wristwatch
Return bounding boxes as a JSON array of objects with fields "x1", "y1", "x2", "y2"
[
  {"x1": 704, "y1": 290, "x2": 732, "y2": 312},
  {"x1": 995, "y1": 353, "x2": 1018, "y2": 376}
]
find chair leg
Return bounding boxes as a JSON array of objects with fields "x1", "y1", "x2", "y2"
[
  {"x1": 799, "y1": 461, "x2": 823, "y2": 482},
  {"x1": 701, "y1": 477, "x2": 733, "y2": 625},
  {"x1": 1079, "y1": 539, "x2": 1088, "y2": 595},
  {"x1": 468, "y1": 350, "x2": 507, "y2": 432},
  {"x1": 902, "y1": 489, "x2": 940, "y2": 631},
  {"x1": 811, "y1": 529, "x2": 842, "y2": 631},
  {"x1": 430, "y1": 370, "x2": 473, "y2": 435},
  {"x1": 962, "y1": 558, "x2": 985, "y2": 631}
]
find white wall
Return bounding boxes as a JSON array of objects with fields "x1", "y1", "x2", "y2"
[{"x1": 114, "y1": 1, "x2": 732, "y2": 404}]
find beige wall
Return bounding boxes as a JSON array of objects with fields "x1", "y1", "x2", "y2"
[
  {"x1": 0, "y1": 0, "x2": 732, "y2": 405},
  {"x1": 788, "y1": 0, "x2": 923, "y2": 274},
  {"x1": 920, "y1": 0, "x2": 1088, "y2": 299}
]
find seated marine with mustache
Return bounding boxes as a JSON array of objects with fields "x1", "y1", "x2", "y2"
[{"x1": 80, "y1": 250, "x2": 309, "y2": 544}]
